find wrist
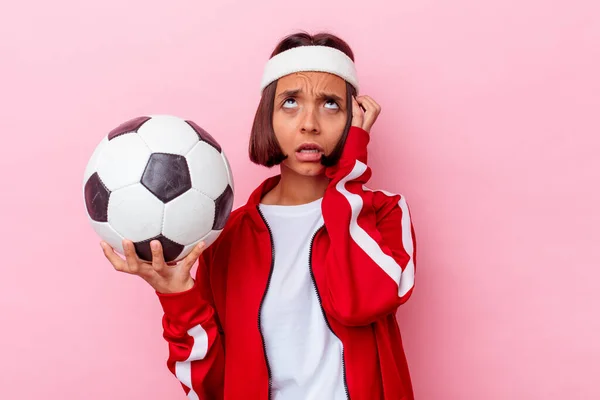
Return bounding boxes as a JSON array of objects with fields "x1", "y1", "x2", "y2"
[
  {"x1": 341, "y1": 126, "x2": 370, "y2": 164},
  {"x1": 156, "y1": 278, "x2": 195, "y2": 295}
]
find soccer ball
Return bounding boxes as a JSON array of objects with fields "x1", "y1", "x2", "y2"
[{"x1": 83, "y1": 115, "x2": 234, "y2": 263}]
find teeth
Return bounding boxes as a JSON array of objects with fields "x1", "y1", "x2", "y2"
[{"x1": 299, "y1": 149, "x2": 320, "y2": 153}]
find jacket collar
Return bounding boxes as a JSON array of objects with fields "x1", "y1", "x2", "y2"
[
  {"x1": 246, "y1": 174, "x2": 281, "y2": 205},
  {"x1": 241, "y1": 174, "x2": 281, "y2": 230}
]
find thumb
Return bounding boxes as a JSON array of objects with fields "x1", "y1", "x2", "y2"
[{"x1": 181, "y1": 241, "x2": 207, "y2": 274}]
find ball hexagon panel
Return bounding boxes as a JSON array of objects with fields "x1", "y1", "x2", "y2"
[
  {"x1": 186, "y1": 120, "x2": 221, "y2": 153},
  {"x1": 84, "y1": 172, "x2": 110, "y2": 222},
  {"x1": 96, "y1": 133, "x2": 152, "y2": 191},
  {"x1": 138, "y1": 115, "x2": 199, "y2": 156},
  {"x1": 83, "y1": 136, "x2": 108, "y2": 186},
  {"x1": 134, "y1": 234, "x2": 184, "y2": 263},
  {"x1": 108, "y1": 116, "x2": 151, "y2": 140},
  {"x1": 108, "y1": 184, "x2": 165, "y2": 242},
  {"x1": 141, "y1": 153, "x2": 191, "y2": 203},
  {"x1": 187, "y1": 141, "x2": 229, "y2": 200},
  {"x1": 89, "y1": 220, "x2": 125, "y2": 255},
  {"x1": 213, "y1": 185, "x2": 234, "y2": 230},
  {"x1": 162, "y1": 189, "x2": 215, "y2": 246}
]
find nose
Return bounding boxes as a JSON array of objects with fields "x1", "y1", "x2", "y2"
[{"x1": 300, "y1": 106, "x2": 320, "y2": 134}]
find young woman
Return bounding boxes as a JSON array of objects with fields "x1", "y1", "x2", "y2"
[{"x1": 101, "y1": 32, "x2": 417, "y2": 400}]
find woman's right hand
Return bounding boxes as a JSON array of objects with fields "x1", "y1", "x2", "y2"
[
  {"x1": 351, "y1": 95, "x2": 381, "y2": 133},
  {"x1": 100, "y1": 239, "x2": 206, "y2": 294}
]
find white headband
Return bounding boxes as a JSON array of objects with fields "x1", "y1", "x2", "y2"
[{"x1": 259, "y1": 45, "x2": 359, "y2": 95}]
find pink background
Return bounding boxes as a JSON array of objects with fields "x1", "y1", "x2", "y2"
[{"x1": 1, "y1": 0, "x2": 598, "y2": 398}]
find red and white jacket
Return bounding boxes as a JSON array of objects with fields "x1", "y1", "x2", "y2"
[{"x1": 156, "y1": 126, "x2": 417, "y2": 400}]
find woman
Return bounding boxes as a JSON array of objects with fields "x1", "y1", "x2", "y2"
[{"x1": 101, "y1": 32, "x2": 417, "y2": 400}]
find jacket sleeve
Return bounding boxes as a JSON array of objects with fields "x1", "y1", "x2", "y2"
[
  {"x1": 320, "y1": 126, "x2": 417, "y2": 326},
  {"x1": 155, "y1": 247, "x2": 224, "y2": 399}
]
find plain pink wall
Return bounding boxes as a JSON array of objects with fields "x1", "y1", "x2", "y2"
[{"x1": 0, "y1": 0, "x2": 598, "y2": 398}]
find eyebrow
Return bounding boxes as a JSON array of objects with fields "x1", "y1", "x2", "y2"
[
  {"x1": 276, "y1": 89, "x2": 344, "y2": 103},
  {"x1": 277, "y1": 89, "x2": 301, "y2": 100}
]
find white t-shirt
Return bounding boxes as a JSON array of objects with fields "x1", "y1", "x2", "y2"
[{"x1": 258, "y1": 198, "x2": 346, "y2": 400}]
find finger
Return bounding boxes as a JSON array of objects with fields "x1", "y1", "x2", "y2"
[
  {"x1": 362, "y1": 112, "x2": 378, "y2": 133},
  {"x1": 357, "y1": 96, "x2": 380, "y2": 132},
  {"x1": 358, "y1": 96, "x2": 381, "y2": 114},
  {"x1": 351, "y1": 96, "x2": 364, "y2": 128},
  {"x1": 123, "y1": 240, "x2": 141, "y2": 274},
  {"x1": 150, "y1": 240, "x2": 167, "y2": 273},
  {"x1": 101, "y1": 241, "x2": 128, "y2": 272},
  {"x1": 181, "y1": 241, "x2": 207, "y2": 273},
  {"x1": 355, "y1": 96, "x2": 368, "y2": 113},
  {"x1": 357, "y1": 96, "x2": 381, "y2": 118}
]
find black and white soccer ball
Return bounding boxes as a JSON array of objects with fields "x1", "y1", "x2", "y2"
[{"x1": 83, "y1": 115, "x2": 234, "y2": 263}]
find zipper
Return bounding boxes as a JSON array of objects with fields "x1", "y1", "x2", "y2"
[
  {"x1": 256, "y1": 206, "x2": 274, "y2": 400},
  {"x1": 308, "y1": 225, "x2": 351, "y2": 400},
  {"x1": 256, "y1": 210, "x2": 351, "y2": 400}
]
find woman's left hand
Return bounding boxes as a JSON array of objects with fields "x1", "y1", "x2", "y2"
[{"x1": 351, "y1": 95, "x2": 381, "y2": 133}]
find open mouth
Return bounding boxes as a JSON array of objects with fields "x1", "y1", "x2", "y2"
[
  {"x1": 295, "y1": 143, "x2": 324, "y2": 162},
  {"x1": 296, "y1": 143, "x2": 324, "y2": 153}
]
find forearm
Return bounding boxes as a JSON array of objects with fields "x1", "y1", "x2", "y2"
[{"x1": 321, "y1": 127, "x2": 417, "y2": 325}]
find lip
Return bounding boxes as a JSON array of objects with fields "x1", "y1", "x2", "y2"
[
  {"x1": 295, "y1": 142, "x2": 324, "y2": 152},
  {"x1": 295, "y1": 142, "x2": 324, "y2": 162}
]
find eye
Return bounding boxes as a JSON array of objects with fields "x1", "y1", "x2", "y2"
[
  {"x1": 324, "y1": 99, "x2": 339, "y2": 110},
  {"x1": 283, "y1": 98, "x2": 297, "y2": 108}
]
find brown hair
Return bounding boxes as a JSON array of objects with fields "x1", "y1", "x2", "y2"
[{"x1": 248, "y1": 31, "x2": 358, "y2": 167}]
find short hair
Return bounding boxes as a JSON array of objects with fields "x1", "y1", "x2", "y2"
[{"x1": 249, "y1": 32, "x2": 358, "y2": 167}]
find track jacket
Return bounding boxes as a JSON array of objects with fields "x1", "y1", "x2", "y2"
[{"x1": 156, "y1": 126, "x2": 418, "y2": 399}]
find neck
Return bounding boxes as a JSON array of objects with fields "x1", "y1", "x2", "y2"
[{"x1": 264, "y1": 165, "x2": 329, "y2": 206}]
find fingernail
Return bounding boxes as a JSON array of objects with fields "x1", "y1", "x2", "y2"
[{"x1": 197, "y1": 242, "x2": 205, "y2": 249}]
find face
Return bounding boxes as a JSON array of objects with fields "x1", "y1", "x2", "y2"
[{"x1": 272, "y1": 71, "x2": 348, "y2": 176}]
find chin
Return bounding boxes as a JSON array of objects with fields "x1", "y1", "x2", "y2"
[
  {"x1": 299, "y1": 166, "x2": 325, "y2": 176},
  {"x1": 285, "y1": 161, "x2": 325, "y2": 177}
]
